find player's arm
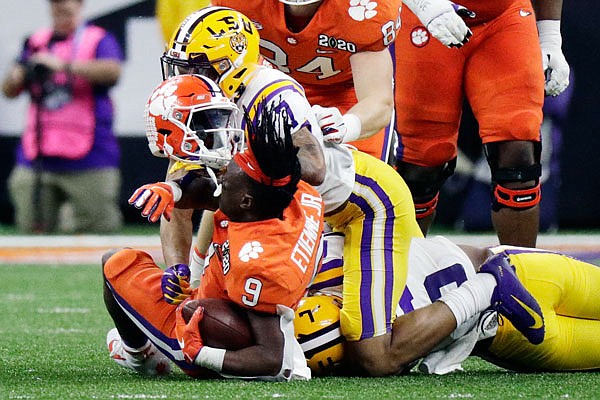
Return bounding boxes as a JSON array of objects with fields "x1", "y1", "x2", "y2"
[
  {"x1": 312, "y1": 49, "x2": 394, "y2": 144},
  {"x1": 532, "y1": 0, "x2": 569, "y2": 96},
  {"x1": 220, "y1": 310, "x2": 286, "y2": 377},
  {"x1": 158, "y1": 161, "x2": 196, "y2": 266},
  {"x1": 293, "y1": 126, "x2": 326, "y2": 186},
  {"x1": 347, "y1": 48, "x2": 394, "y2": 139},
  {"x1": 176, "y1": 304, "x2": 289, "y2": 378}
]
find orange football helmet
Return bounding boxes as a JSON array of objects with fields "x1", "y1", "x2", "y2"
[{"x1": 144, "y1": 74, "x2": 244, "y2": 169}]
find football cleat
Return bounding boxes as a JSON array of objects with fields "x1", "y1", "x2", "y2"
[
  {"x1": 479, "y1": 254, "x2": 545, "y2": 345},
  {"x1": 106, "y1": 328, "x2": 171, "y2": 376}
]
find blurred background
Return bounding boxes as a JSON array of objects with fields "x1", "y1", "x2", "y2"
[{"x1": 0, "y1": 0, "x2": 599, "y2": 231}]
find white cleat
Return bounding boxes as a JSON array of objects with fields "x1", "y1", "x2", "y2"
[{"x1": 106, "y1": 328, "x2": 171, "y2": 376}]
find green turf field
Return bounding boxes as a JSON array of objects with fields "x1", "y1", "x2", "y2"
[{"x1": 2, "y1": 263, "x2": 600, "y2": 399}]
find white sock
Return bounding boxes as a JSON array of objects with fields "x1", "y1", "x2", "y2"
[
  {"x1": 122, "y1": 340, "x2": 151, "y2": 363},
  {"x1": 438, "y1": 273, "x2": 496, "y2": 327}
]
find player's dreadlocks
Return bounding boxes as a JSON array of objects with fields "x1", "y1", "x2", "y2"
[{"x1": 243, "y1": 101, "x2": 302, "y2": 214}]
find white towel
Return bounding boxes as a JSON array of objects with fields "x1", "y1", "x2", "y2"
[{"x1": 418, "y1": 325, "x2": 479, "y2": 375}]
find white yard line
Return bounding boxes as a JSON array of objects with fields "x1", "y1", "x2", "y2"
[{"x1": 1, "y1": 233, "x2": 599, "y2": 265}]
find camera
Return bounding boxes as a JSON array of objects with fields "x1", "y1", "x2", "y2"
[
  {"x1": 23, "y1": 61, "x2": 72, "y2": 109},
  {"x1": 24, "y1": 61, "x2": 53, "y2": 85}
]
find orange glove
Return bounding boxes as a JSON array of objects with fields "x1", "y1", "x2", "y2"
[
  {"x1": 175, "y1": 298, "x2": 205, "y2": 364},
  {"x1": 128, "y1": 181, "x2": 181, "y2": 222}
]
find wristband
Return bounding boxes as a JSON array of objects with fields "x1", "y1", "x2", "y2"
[
  {"x1": 537, "y1": 20, "x2": 562, "y2": 48},
  {"x1": 342, "y1": 113, "x2": 361, "y2": 143},
  {"x1": 189, "y1": 247, "x2": 205, "y2": 289},
  {"x1": 164, "y1": 180, "x2": 183, "y2": 202},
  {"x1": 196, "y1": 346, "x2": 226, "y2": 371}
]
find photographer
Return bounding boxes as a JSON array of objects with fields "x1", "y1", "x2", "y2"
[{"x1": 1, "y1": 0, "x2": 123, "y2": 233}]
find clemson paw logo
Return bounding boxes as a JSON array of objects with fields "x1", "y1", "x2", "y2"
[
  {"x1": 411, "y1": 26, "x2": 430, "y2": 47},
  {"x1": 147, "y1": 80, "x2": 178, "y2": 119},
  {"x1": 239, "y1": 241, "x2": 264, "y2": 262},
  {"x1": 348, "y1": 0, "x2": 378, "y2": 21}
]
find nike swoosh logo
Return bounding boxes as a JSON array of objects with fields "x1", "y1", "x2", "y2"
[
  {"x1": 519, "y1": 9, "x2": 532, "y2": 17},
  {"x1": 512, "y1": 295, "x2": 544, "y2": 329},
  {"x1": 316, "y1": 48, "x2": 335, "y2": 54},
  {"x1": 177, "y1": 338, "x2": 185, "y2": 349}
]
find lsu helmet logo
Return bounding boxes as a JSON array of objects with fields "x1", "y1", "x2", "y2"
[{"x1": 230, "y1": 32, "x2": 248, "y2": 54}]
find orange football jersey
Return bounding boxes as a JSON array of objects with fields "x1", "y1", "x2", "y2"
[
  {"x1": 214, "y1": 0, "x2": 401, "y2": 108},
  {"x1": 198, "y1": 181, "x2": 324, "y2": 314}
]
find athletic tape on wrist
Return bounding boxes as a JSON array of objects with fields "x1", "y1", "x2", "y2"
[
  {"x1": 342, "y1": 113, "x2": 361, "y2": 143},
  {"x1": 196, "y1": 346, "x2": 226, "y2": 372}
]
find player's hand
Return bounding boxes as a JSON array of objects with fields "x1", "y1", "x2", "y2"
[
  {"x1": 407, "y1": 0, "x2": 475, "y2": 48},
  {"x1": 428, "y1": 2, "x2": 475, "y2": 48},
  {"x1": 538, "y1": 20, "x2": 570, "y2": 97},
  {"x1": 175, "y1": 298, "x2": 205, "y2": 364},
  {"x1": 161, "y1": 263, "x2": 193, "y2": 305},
  {"x1": 128, "y1": 181, "x2": 182, "y2": 223},
  {"x1": 311, "y1": 105, "x2": 360, "y2": 144}
]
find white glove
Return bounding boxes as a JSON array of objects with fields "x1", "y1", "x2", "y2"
[
  {"x1": 537, "y1": 20, "x2": 570, "y2": 97},
  {"x1": 311, "y1": 105, "x2": 361, "y2": 144},
  {"x1": 403, "y1": 0, "x2": 475, "y2": 48}
]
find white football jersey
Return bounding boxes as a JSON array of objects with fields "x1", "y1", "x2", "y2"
[
  {"x1": 397, "y1": 236, "x2": 477, "y2": 316},
  {"x1": 237, "y1": 66, "x2": 355, "y2": 214}
]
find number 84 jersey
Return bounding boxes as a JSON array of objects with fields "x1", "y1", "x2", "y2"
[{"x1": 214, "y1": 0, "x2": 402, "y2": 93}]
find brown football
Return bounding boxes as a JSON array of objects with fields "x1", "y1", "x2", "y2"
[{"x1": 181, "y1": 298, "x2": 254, "y2": 351}]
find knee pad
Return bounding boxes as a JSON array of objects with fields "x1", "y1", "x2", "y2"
[
  {"x1": 396, "y1": 159, "x2": 456, "y2": 219},
  {"x1": 485, "y1": 143, "x2": 542, "y2": 211},
  {"x1": 492, "y1": 181, "x2": 541, "y2": 211}
]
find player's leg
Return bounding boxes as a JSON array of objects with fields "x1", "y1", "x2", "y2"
[
  {"x1": 486, "y1": 250, "x2": 600, "y2": 370},
  {"x1": 393, "y1": 9, "x2": 465, "y2": 235},
  {"x1": 466, "y1": 8, "x2": 544, "y2": 247},
  {"x1": 327, "y1": 151, "x2": 424, "y2": 374},
  {"x1": 102, "y1": 248, "x2": 200, "y2": 375},
  {"x1": 395, "y1": 160, "x2": 456, "y2": 235}
]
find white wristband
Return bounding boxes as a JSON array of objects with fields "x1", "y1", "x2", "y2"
[
  {"x1": 196, "y1": 346, "x2": 226, "y2": 372},
  {"x1": 342, "y1": 113, "x2": 361, "y2": 143},
  {"x1": 164, "y1": 180, "x2": 182, "y2": 202},
  {"x1": 189, "y1": 247, "x2": 205, "y2": 289},
  {"x1": 537, "y1": 20, "x2": 562, "y2": 49}
]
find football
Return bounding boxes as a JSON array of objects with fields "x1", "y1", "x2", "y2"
[{"x1": 181, "y1": 298, "x2": 254, "y2": 351}]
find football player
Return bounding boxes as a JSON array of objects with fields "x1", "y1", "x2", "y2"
[
  {"x1": 103, "y1": 75, "x2": 323, "y2": 380},
  {"x1": 209, "y1": 0, "x2": 474, "y2": 163},
  {"x1": 140, "y1": 7, "x2": 544, "y2": 377},
  {"x1": 209, "y1": 0, "x2": 399, "y2": 162},
  {"x1": 298, "y1": 235, "x2": 600, "y2": 375},
  {"x1": 393, "y1": 0, "x2": 570, "y2": 247}
]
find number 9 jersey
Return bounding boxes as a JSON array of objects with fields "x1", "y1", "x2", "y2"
[{"x1": 198, "y1": 182, "x2": 325, "y2": 314}]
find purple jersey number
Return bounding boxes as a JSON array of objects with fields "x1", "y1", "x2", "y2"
[{"x1": 399, "y1": 263, "x2": 468, "y2": 314}]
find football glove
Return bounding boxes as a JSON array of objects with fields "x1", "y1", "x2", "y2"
[
  {"x1": 161, "y1": 263, "x2": 193, "y2": 305},
  {"x1": 537, "y1": 20, "x2": 570, "y2": 97},
  {"x1": 128, "y1": 181, "x2": 182, "y2": 223},
  {"x1": 175, "y1": 298, "x2": 205, "y2": 364},
  {"x1": 311, "y1": 105, "x2": 361, "y2": 143},
  {"x1": 404, "y1": 0, "x2": 475, "y2": 48}
]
